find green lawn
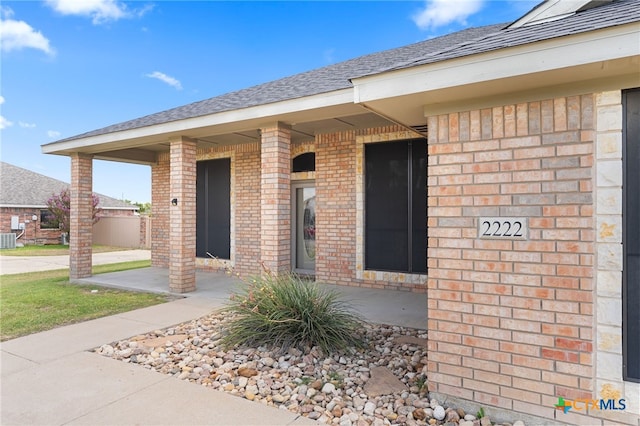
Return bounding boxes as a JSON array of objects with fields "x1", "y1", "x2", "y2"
[
  {"x1": 0, "y1": 260, "x2": 167, "y2": 341},
  {"x1": 0, "y1": 244, "x2": 134, "y2": 256}
]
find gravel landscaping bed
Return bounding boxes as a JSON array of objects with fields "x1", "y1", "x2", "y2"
[{"x1": 95, "y1": 311, "x2": 525, "y2": 426}]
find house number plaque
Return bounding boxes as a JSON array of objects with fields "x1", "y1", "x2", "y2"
[{"x1": 478, "y1": 217, "x2": 528, "y2": 240}]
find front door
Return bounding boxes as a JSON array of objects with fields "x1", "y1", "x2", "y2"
[{"x1": 292, "y1": 183, "x2": 315, "y2": 273}]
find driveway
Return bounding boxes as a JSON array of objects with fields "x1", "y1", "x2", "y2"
[{"x1": 0, "y1": 249, "x2": 151, "y2": 275}]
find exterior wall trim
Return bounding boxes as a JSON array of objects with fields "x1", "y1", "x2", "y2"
[{"x1": 593, "y1": 90, "x2": 640, "y2": 424}]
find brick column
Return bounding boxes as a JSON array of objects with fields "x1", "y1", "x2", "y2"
[
  {"x1": 169, "y1": 137, "x2": 196, "y2": 293},
  {"x1": 260, "y1": 123, "x2": 291, "y2": 274},
  {"x1": 70, "y1": 153, "x2": 93, "y2": 279}
]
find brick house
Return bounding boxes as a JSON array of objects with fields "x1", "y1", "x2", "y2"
[
  {"x1": 42, "y1": 0, "x2": 639, "y2": 424},
  {"x1": 0, "y1": 162, "x2": 138, "y2": 245}
]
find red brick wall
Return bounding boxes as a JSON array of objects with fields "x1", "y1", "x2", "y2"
[
  {"x1": 0, "y1": 207, "x2": 62, "y2": 245},
  {"x1": 150, "y1": 125, "x2": 425, "y2": 291},
  {"x1": 153, "y1": 142, "x2": 264, "y2": 277},
  {"x1": 234, "y1": 144, "x2": 261, "y2": 275},
  {"x1": 316, "y1": 130, "x2": 357, "y2": 285},
  {"x1": 151, "y1": 154, "x2": 170, "y2": 267},
  {"x1": 426, "y1": 94, "x2": 595, "y2": 422}
]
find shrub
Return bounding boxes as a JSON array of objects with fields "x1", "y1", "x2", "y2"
[{"x1": 221, "y1": 273, "x2": 367, "y2": 354}]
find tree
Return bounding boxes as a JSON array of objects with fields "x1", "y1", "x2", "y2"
[
  {"x1": 46, "y1": 189, "x2": 102, "y2": 235},
  {"x1": 123, "y1": 199, "x2": 152, "y2": 215}
]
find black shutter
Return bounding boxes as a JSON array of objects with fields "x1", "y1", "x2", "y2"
[
  {"x1": 623, "y1": 88, "x2": 640, "y2": 382},
  {"x1": 196, "y1": 158, "x2": 231, "y2": 259},
  {"x1": 365, "y1": 139, "x2": 426, "y2": 273}
]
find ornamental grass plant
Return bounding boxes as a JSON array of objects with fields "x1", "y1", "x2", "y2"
[{"x1": 221, "y1": 272, "x2": 367, "y2": 354}]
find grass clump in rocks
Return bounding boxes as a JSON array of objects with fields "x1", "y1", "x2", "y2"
[{"x1": 221, "y1": 272, "x2": 366, "y2": 354}]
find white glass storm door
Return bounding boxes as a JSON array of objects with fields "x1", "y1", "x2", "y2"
[{"x1": 292, "y1": 183, "x2": 316, "y2": 273}]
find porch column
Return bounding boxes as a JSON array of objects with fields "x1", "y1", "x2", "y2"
[
  {"x1": 69, "y1": 153, "x2": 93, "y2": 279},
  {"x1": 260, "y1": 122, "x2": 291, "y2": 274},
  {"x1": 169, "y1": 137, "x2": 196, "y2": 293}
]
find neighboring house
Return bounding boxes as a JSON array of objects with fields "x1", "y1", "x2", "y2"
[
  {"x1": 41, "y1": 1, "x2": 639, "y2": 425},
  {"x1": 0, "y1": 162, "x2": 138, "y2": 245}
]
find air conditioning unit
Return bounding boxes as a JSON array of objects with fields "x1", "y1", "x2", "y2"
[{"x1": 0, "y1": 233, "x2": 16, "y2": 249}]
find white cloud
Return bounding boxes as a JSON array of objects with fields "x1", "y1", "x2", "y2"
[
  {"x1": 19, "y1": 121, "x2": 36, "y2": 128},
  {"x1": 45, "y1": 0, "x2": 152, "y2": 25},
  {"x1": 146, "y1": 71, "x2": 182, "y2": 90},
  {"x1": 412, "y1": 0, "x2": 484, "y2": 30},
  {"x1": 0, "y1": 7, "x2": 55, "y2": 55},
  {"x1": 48, "y1": 130, "x2": 61, "y2": 138},
  {"x1": 0, "y1": 116, "x2": 13, "y2": 130},
  {"x1": 0, "y1": 95, "x2": 12, "y2": 129}
]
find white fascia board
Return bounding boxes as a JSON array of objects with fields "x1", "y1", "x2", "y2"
[
  {"x1": 42, "y1": 88, "x2": 354, "y2": 154},
  {"x1": 353, "y1": 24, "x2": 639, "y2": 104},
  {"x1": 0, "y1": 204, "x2": 48, "y2": 209},
  {"x1": 0, "y1": 204, "x2": 136, "y2": 210}
]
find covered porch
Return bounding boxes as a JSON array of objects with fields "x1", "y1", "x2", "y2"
[
  {"x1": 48, "y1": 108, "x2": 418, "y2": 294},
  {"x1": 75, "y1": 267, "x2": 427, "y2": 329}
]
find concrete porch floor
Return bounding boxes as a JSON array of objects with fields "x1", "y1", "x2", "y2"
[{"x1": 76, "y1": 267, "x2": 427, "y2": 330}]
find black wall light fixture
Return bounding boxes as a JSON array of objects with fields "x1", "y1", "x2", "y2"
[{"x1": 171, "y1": 198, "x2": 178, "y2": 206}]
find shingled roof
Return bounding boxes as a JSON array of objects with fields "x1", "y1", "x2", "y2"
[
  {"x1": 0, "y1": 162, "x2": 138, "y2": 210},
  {"x1": 49, "y1": 0, "x2": 639, "y2": 145},
  {"x1": 382, "y1": 0, "x2": 640, "y2": 73},
  {"x1": 50, "y1": 23, "x2": 505, "y2": 144}
]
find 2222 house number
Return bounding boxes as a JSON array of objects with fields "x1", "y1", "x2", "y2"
[{"x1": 478, "y1": 217, "x2": 528, "y2": 240}]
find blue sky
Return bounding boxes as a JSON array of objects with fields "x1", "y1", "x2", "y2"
[{"x1": 1, "y1": 0, "x2": 538, "y2": 203}]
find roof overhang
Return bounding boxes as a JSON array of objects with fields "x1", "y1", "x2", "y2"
[
  {"x1": 41, "y1": 88, "x2": 391, "y2": 164},
  {"x1": 42, "y1": 20, "x2": 640, "y2": 165},
  {"x1": 352, "y1": 22, "x2": 640, "y2": 122},
  {"x1": 0, "y1": 204, "x2": 49, "y2": 209}
]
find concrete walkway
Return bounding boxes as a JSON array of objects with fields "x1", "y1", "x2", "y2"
[
  {"x1": 1, "y1": 253, "x2": 426, "y2": 425},
  {"x1": 1, "y1": 297, "x2": 318, "y2": 425},
  {"x1": 0, "y1": 249, "x2": 152, "y2": 275}
]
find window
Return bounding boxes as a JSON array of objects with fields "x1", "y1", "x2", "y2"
[
  {"x1": 623, "y1": 88, "x2": 640, "y2": 382},
  {"x1": 40, "y1": 209, "x2": 59, "y2": 229},
  {"x1": 292, "y1": 152, "x2": 315, "y2": 172},
  {"x1": 196, "y1": 158, "x2": 231, "y2": 259},
  {"x1": 365, "y1": 139, "x2": 427, "y2": 273}
]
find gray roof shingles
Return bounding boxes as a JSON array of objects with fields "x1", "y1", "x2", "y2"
[
  {"x1": 49, "y1": 0, "x2": 639, "y2": 145},
  {"x1": 49, "y1": 24, "x2": 505, "y2": 143},
  {"x1": 0, "y1": 162, "x2": 138, "y2": 209},
  {"x1": 385, "y1": 0, "x2": 640, "y2": 72}
]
